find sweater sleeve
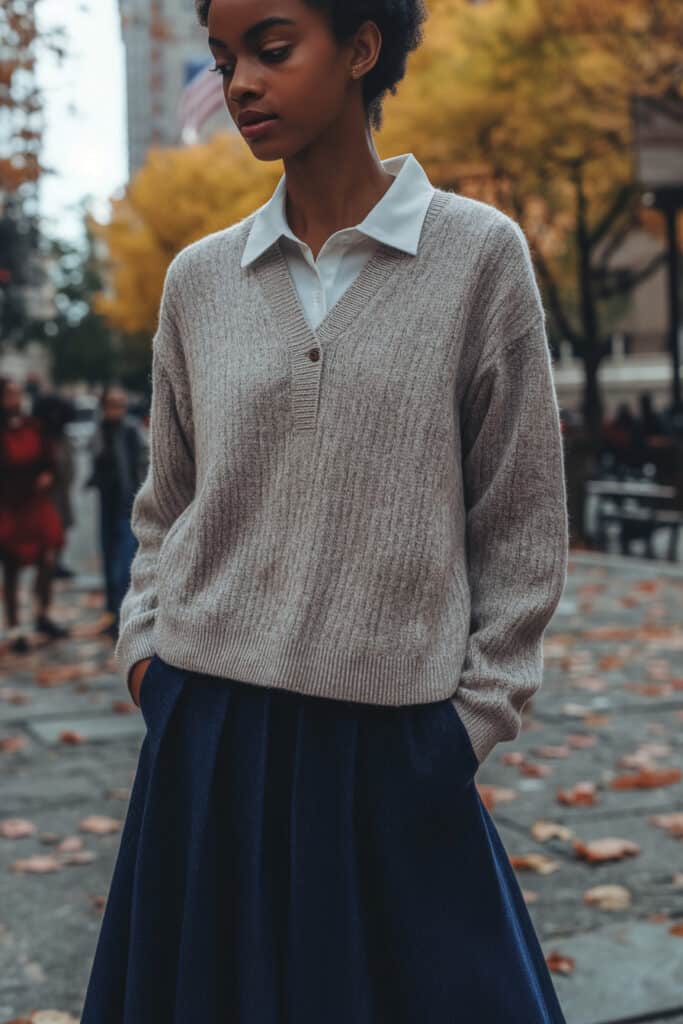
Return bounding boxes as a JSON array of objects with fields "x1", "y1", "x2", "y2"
[
  {"x1": 113, "y1": 259, "x2": 196, "y2": 693},
  {"x1": 452, "y1": 306, "x2": 569, "y2": 769}
]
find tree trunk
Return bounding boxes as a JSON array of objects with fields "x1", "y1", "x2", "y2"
[{"x1": 581, "y1": 354, "x2": 604, "y2": 447}]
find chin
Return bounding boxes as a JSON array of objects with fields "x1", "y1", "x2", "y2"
[
  {"x1": 246, "y1": 144, "x2": 288, "y2": 162},
  {"x1": 246, "y1": 134, "x2": 305, "y2": 162}
]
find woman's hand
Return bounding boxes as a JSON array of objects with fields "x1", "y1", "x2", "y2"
[
  {"x1": 35, "y1": 471, "x2": 54, "y2": 490},
  {"x1": 129, "y1": 657, "x2": 154, "y2": 708}
]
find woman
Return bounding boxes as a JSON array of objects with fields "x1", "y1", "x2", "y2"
[
  {"x1": 81, "y1": 1, "x2": 569, "y2": 1021},
  {"x1": 32, "y1": 392, "x2": 78, "y2": 579},
  {"x1": 0, "y1": 376, "x2": 68, "y2": 652}
]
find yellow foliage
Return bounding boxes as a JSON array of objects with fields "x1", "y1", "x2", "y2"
[
  {"x1": 376, "y1": 0, "x2": 681, "y2": 302},
  {"x1": 92, "y1": 133, "x2": 281, "y2": 333},
  {"x1": 94, "y1": 0, "x2": 682, "y2": 335}
]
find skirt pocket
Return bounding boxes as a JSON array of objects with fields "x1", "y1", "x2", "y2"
[
  {"x1": 444, "y1": 695, "x2": 480, "y2": 779},
  {"x1": 136, "y1": 653, "x2": 158, "y2": 712},
  {"x1": 138, "y1": 654, "x2": 196, "y2": 740}
]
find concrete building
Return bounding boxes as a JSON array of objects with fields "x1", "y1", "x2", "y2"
[
  {"x1": 553, "y1": 224, "x2": 677, "y2": 419},
  {"x1": 118, "y1": 0, "x2": 230, "y2": 176}
]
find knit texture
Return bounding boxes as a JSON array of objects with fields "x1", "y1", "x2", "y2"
[{"x1": 115, "y1": 188, "x2": 569, "y2": 767}]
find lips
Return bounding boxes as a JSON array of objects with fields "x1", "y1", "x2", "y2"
[
  {"x1": 238, "y1": 114, "x2": 279, "y2": 140},
  {"x1": 237, "y1": 111, "x2": 277, "y2": 127}
]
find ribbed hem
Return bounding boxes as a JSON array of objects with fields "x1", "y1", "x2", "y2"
[{"x1": 153, "y1": 610, "x2": 476, "y2": 709}]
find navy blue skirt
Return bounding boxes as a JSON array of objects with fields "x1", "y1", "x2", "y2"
[{"x1": 81, "y1": 654, "x2": 567, "y2": 1023}]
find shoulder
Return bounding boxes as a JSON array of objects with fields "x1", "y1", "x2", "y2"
[
  {"x1": 432, "y1": 191, "x2": 546, "y2": 366},
  {"x1": 433, "y1": 188, "x2": 534, "y2": 265},
  {"x1": 164, "y1": 211, "x2": 258, "y2": 296}
]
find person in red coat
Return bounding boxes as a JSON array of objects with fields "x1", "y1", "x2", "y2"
[{"x1": 0, "y1": 375, "x2": 69, "y2": 653}]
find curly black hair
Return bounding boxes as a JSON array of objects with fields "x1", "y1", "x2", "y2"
[{"x1": 194, "y1": 0, "x2": 427, "y2": 131}]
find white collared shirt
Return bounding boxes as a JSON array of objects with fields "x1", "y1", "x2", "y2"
[{"x1": 240, "y1": 152, "x2": 436, "y2": 331}]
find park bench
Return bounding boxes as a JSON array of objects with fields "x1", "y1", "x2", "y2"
[{"x1": 586, "y1": 479, "x2": 683, "y2": 562}]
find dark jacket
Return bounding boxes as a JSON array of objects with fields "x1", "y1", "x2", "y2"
[{"x1": 84, "y1": 416, "x2": 148, "y2": 514}]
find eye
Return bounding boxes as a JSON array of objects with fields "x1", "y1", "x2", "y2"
[
  {"x1": 261, "y1": 45, "x2": 291, "y2": 62},
  {"x1": 209, "y1": 46, "x2": 291, "y2": 78}
]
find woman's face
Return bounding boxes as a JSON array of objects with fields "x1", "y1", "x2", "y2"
[{"x1": 206, "y1": 0, "x2": 362, "y2": 160}]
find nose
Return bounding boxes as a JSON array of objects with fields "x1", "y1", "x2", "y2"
[{"x1": 227, "y1": 57, "x2": 263, "y2": 106}]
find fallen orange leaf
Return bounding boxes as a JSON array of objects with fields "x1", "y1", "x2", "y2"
[
  {"x1": 58, "y1": 730, "x2": 86, "y2": 745},
  {"x1": 10, "y1": 854, "x2": 62, "y2": 873},
  {"x1": 509, "y1": 852, "x2": 561, "y2": 874},
  {"x1": 79, "y1": 815, "x2": 122, "y2": 835},
  {"x1": 0, "y1": 818, "x2": 37, "y2": 838},
  {"x1": 546, "y1": 951, "x2": 576, "y2": 974},
  {"x1": 573, "y1": 837, "x2": 640, "y2": 863},
  {"x1": 533, "y1": 745, "x2": 571, "y2": 758},
  {"x1": 557, "y1": 781, "x2": 598, "y2": 806},
  {"x1": 519, "y1": 760, "x2": 554, "y2": 777},
  {"x1": 649, "y1": 812, "x2": 683, "y2": 837},
  {"x1": 610, "y1": 767, "x2": 682, "y2": 790},
  {"x1": 531, "y1": 820, "x2": 574, "y2": 842},
  {"x1": 0, "y1": 735, "x2": 28, "y2": 753},
  {"x1": 583, "y1": 884, "x2": 631, "y2": 910}
]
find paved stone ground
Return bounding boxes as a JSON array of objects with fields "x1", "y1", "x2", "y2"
[{"x1": 0, "y1": 479, "x2": 682, "y2": 1021}]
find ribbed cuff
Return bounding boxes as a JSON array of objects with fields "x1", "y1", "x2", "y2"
[
  {"x1": 114, "y1": 625, "x2": 157, "y2": 694},
  {"x1": 449, "y1": 696, "x2": 501, "y2": 768}
]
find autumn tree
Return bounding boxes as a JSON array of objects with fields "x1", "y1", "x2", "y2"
[
  {"x1": 92, "y1": 133, "x2": 281, "y2": 336},
  {"x1": 0, "y1": 0, "x2": 66, "y2": 347},
  {"x1": 94, "y1": 0, "x2": 682, "y2": 439},
  {"x1": 0, "y1": 0, "x2": 42, "y2": 194},
  {"x1": 378, "y1": 0, "x2": 683, "y2": 437}
]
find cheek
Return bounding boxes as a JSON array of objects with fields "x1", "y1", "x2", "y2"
[{"x1": 279, "y1": 46, "x2": 347, "y2": 119}]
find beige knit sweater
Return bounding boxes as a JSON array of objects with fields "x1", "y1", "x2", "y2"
[{"x1": 114, "y1": 188, "x2": 569, "y2": 768}]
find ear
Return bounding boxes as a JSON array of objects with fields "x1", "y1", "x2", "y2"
[{"x1": 349, "y1": 19, "x2": 382, "y2": 80}]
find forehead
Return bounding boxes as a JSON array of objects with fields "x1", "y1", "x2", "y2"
[{"x1": 207, "y1": 0, "x2": 310, "y2": 37}]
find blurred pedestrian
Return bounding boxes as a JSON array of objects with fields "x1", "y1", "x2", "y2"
[
  {"x1": 0, "y1": 376, "x2": 69, "y2": 652},
  {"x1": 600, "y1": 401, "x2": 637, "y2": 473},
  {"x1": 84, "y1": 384, "x2": 148, "y2": 640},
  {"x1": 638, "y1": 391, "x2": 664, "y2": 439},
  {"x1": 33, "y1": 393, "x2": 78, "y2": 578},
  {"x1": 23, "y1": 370, "x2": 44, "y2": 412}
]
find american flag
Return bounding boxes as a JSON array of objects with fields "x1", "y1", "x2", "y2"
[{"x1": 178, "y1": 57, "x2": 225, "y2": 144}]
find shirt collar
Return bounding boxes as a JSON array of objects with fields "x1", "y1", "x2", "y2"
[{"x1": 240, "y1": 152, "x2": 435, "y2": 268}]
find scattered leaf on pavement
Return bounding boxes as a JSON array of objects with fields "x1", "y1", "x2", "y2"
[
  {"x1": 79, "y1": 815, "x2": 122, "y2": 835},
  {"x1": 557, "y1": 781, "x2": 598, "y2": 806},
  {"x1": 583, "y1": 884, "x2": 631, "y2": 910},
  {"x1": 573, "y1": 837, "x2": 640, "y2": 863},
  {"x1": 509, "y1": 852, "x2": 561, "y2": 874}
]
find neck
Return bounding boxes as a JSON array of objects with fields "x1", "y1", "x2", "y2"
[{"x1": 282, "y1": 124, "x2": 394, "y2": 255}]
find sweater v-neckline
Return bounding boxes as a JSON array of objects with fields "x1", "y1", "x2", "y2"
[{"x1": 245, "y1": 189, "x2": 452, "y2": 352}]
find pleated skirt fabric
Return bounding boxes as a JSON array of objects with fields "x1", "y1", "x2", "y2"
[{"x1": 80, "y1": 653, "x2": 568, "y2": 1024}]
